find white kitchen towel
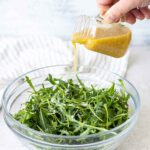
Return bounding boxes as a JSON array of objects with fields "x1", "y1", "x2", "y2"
[{"x1": 0, "y1": 36, "x2": 129, "y2": 85}]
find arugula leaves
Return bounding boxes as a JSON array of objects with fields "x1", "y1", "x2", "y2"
[{"x1": 14, "y1": 75, "x2": 130, "y2": 136}]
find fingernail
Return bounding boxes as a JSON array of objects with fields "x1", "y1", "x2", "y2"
[
  {"x1": 104, "y1": 11, "x2": 117, "y2": 23},
  {"x1": 104, "y1": 15, "x2": 115, "y2": 23}
]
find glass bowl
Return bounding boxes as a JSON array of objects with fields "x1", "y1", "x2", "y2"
[{"x1": 2, "y1": 65, "x2": 140, "y2": 150}]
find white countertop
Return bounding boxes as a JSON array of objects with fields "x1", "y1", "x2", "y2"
[
  {"x1": 0, "y1": 47, "x2": 150, "y2": 150},
  {"x1": 120, "y1": 47, "x2": 150, "y2": 150}
]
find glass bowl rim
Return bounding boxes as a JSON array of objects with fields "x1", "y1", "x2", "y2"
[{"x1": 2, "y1": 65, "x2": 140, "y2": 140}]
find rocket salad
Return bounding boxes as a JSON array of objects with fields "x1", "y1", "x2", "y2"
[{"x1": 14, "y1": 75, "x2": 130, "y2": 136}]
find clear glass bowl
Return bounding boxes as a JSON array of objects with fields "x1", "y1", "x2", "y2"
[{"x1": 2, "y1": 65, "x2": 140, "y2": 150}]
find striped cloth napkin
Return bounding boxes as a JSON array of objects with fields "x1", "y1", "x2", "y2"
[{"x1": 0, "y1": 36, "x2": 129, "y2": 86}]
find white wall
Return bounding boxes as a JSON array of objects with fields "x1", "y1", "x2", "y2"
[
  {"x1": 0, "y1": 0, "x2": 149, "y2": 45},
  {"x1": 0, "y1": 0, "x2": 97, "y2": 39}
]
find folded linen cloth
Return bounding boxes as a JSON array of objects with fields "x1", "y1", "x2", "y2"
[{"x1": 0, "y1": 36, "x2": 129, "y2": 85}]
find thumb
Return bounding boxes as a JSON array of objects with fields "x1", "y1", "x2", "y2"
[{"x1": 104, "y1": 0, "x2": 135, "y2": 23}]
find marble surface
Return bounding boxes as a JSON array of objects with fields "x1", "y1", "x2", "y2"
[
  {"x1": 0, "y1": 46, "x2": 150, "y2": 150},
  {"x1": 120, "y1": 46, "x2": 150, "y2": 150}
]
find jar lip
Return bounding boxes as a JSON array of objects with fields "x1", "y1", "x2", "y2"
[
  {"x1": 95, "y1": 14, "x2": 104, "y2": 22},
  {"x1": 2, "y1": 65, "x2": 140, "y2": 142}
]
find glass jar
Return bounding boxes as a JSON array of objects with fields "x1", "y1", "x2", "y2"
[{"x1": 72, "y1": 15, "x2": 132, "y2": 58}]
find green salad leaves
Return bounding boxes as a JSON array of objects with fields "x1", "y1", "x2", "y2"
[{"x1": 14, "y1": 75, "x2": 130, "y2": 136}]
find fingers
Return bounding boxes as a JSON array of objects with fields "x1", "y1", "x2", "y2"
[
  {"x1": 97, "y1": 0, "x2": 113, "y2": 15},
  {"x1": 131, "y1": 9, "x2": 145, "y2": 20},
  {"x1": 97, "y1": 0, "x2": 113, "y2": 5},
  {"x1": 103, "y1": 0, "x2": 135, "y2": 23},
  {"x1": 125, "y1": 13, "x2": 136, "y2": 24},
  {"x1": 120, "y1": 8, "x2": 147, "y2": 24},
  {"x1": 140, "y1": 7, "x2": 150, "y2": 19},
  {"x1": 97, "y1": 0, "x2": 119, "y2": 15},
  {"x1": 99, "y1": 5, "x2": 110, "y2": 15},
  {"x1": 97, "y1": 0, "x2": 150, "y2": 24}
]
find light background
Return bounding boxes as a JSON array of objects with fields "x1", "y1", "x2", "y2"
[{"x1": 0, "y1": 0, "x2": 149, "y2": 45}]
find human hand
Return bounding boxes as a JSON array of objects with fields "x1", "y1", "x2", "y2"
[{"x1": 97, "y1": 0, "x2": 150, "y2": 24}]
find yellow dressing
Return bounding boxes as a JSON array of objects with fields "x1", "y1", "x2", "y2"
[
  {"x1": 72, "y1": 24, "x2": 132, "y2": 58},
  {"x1": 72, "y1": 42, "x2": 78, "y2": 73}
]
